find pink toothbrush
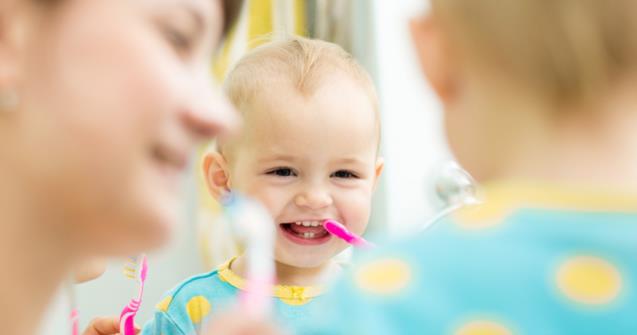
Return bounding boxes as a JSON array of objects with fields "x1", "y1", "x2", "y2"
[
  {"x1": 67, "y1": 279, "x2": 79, "y2": 335},
  {"x1": 221, "y1": 192, "x2": 275, "y2": 319},
  {"x1": 119, "y1": 254, "x2": 148, "y2": 335},
  {"x1": 70, "y1": 308, "x2": 79, "y2": 335},
  {"x1": 323, "y1": 219, "x2": 374, "y2": 248}
]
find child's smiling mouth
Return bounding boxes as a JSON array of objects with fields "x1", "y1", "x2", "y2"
[{"x1": 279, "y1": 220, "x2": 332, "y2": 245}]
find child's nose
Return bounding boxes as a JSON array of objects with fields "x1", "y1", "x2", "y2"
[{"x1": 295, "y1": 188, "x2": 333, "y2": 210}]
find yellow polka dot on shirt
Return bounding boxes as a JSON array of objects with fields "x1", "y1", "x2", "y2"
[
  {"x1": 454, "y1": 204, "x2": 512, "y2": 230},
  {"x1": 156, "y1": 296, "x2": 172, "y2": 312},
  {"x1": 355, "y1": 258, "x2": 412, "y2": 296},
  {"x1": 186, "y1": 296, "x2": 211, "y2": 324},
  {"x1": 556, "y1": 256, "x2": 623, "y2": 305},
  {"x1": 455, "y1": 320, "x2": 513, "y2": 335}
]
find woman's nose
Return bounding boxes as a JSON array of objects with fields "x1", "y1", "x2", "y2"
[{"x1": 180, "y1": 74, "x2": 241, "y2": 141}]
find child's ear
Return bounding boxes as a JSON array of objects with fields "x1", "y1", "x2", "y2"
[
  {"x1": 409, "y1": 14, "x2": 457, "y2": 104},
  {"x1": 202, "y1": 151, "x2": 231, "y2": 200},
  {"x1": 372, "y1": 157, "x2": 385, "y2": 191}
]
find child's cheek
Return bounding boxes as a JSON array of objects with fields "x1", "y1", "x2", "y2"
[
  {"x1": 244, "y1": 183, "x2": 290, "y2": 219},
  {"x1": 335, "y1": 189, "x2": 374, "y2": 235}
]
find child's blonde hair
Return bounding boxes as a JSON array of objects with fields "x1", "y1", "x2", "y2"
[
  {"x1": 225, "y1": 35, "x2": 378, "y2": 116},
  {"x1": 432, "y1": 0, "x2": 637, "y2": 105}
]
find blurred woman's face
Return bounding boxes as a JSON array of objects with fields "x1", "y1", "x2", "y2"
[{"x1": 6, "y1": 0, "x2": 238, "y2": 255}]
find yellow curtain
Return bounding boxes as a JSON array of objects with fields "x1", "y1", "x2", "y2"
[{"x1": 197, "y1": 0, "x2": 308, "y2": 270}]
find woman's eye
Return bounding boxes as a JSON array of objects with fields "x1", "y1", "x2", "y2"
[
  {"x1": 332, "y1": 170, "x2": 358, "y2": 179},
  {"x1": 161, "y1": 24, "x2": 194, "y2": 53},
  {"x1": 266, "y1": 168, "x2": 296, "y2": 177}
]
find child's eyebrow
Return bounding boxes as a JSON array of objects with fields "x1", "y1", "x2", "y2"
[
  {"x1": 334, "y1": 157, "x2": 366, "y2": 165},
  {"x1": 257, "y1": 154, "x2": 297, "y2": 163}
]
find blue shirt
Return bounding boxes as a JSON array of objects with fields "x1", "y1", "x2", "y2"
[
  {"x1": 302, "y1": 181, "x2": 637, "y2": 334},
  {"x1": 142, "y1": 257, "x2": 325, "y2": 335}
]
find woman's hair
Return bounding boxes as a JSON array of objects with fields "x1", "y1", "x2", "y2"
[
  {"x1": 432, "y1": 0, "x2": 637, "y2": 105},
  {"x1": 31, "y1": 0, "x2": 243, "y2": 38},
  {"x1": 221, "y1": 0, "x2": 243, "y2": 36}
]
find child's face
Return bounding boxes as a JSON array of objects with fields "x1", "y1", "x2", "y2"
[{"x1": 227, "y1": 74, "x2": 383, "y2": 268}]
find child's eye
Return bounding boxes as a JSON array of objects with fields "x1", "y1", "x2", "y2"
[
  {"x1": 266, "y1": 168, "x2": 297, "y2": 177},
  {"x1": 331, "y1": 170, "x2": 358, "y2": 179}
]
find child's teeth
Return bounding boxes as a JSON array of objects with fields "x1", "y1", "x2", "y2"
[
  {"x1": 302, "y1": 232, "x2": 315, "y2": 238},
  {"x1": 302, "y1": 221, "x2": 311, "y2": 227},
  {"x1": 310, "y1": 221, "x2": 320, "y2": 227},
  {"x1": 294, "y1": 222, "x2": 302, "y2": 226}
]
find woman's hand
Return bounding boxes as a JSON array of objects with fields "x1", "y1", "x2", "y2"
[{"x1": 82, "y1": 316, "x2": 140, "y2": 335}]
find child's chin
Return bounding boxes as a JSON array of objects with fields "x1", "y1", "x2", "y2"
[{"x1": 276, "y1": 249, "x2": 337, "y2": 269}]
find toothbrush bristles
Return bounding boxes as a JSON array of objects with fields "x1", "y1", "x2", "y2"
[
  {"x1": 123, "y1": 260, "x2": 138, "y2": 279},
  {"x1": 123, "y1": 269, "x2": 137, "y2": 278}
]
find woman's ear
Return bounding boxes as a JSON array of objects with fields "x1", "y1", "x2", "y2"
[
  {"x1": 409, "y1": 14, "x2": 458, "y2": 104},
  {"x1": 202, "y1": 151, "x2": 231, "y2": 200}
]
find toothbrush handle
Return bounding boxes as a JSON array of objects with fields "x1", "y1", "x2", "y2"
[
  {"x1": 119, "y1": 298, "x2": 140, "y2": 335},
  {"x1": 239, "y1": 275, "x2": 273, "y2": 319},
  {"x1": 120, "y1": 282, "x2": 144, "y2": 335},
  {"x1": 70, "y1": 308, "x2": 79, "y2": 335},
  {"x1": 352, "y1": 237, "x2": 375, "y2": 248}
]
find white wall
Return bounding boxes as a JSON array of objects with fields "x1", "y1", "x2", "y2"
[{"x1": 368, "y1": 0, "x2": 451, "y2": 237}]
